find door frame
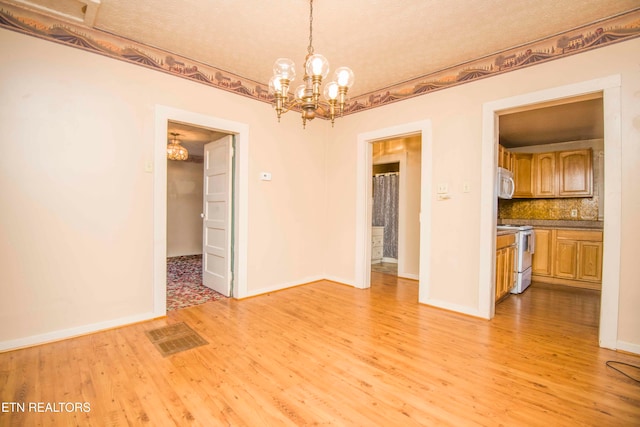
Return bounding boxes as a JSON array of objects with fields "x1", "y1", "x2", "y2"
[
  {"x1": 480, "y1": 75, "x2": 622, "y2": 350},
  {"x1": 153, "y1": 105, "x2": 249, "y2": 316},
  {"x1": 355, "y1": 120, "x2": 432, "y2": 298}
]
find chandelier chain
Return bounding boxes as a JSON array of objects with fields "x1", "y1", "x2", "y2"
[
  {"x1": 270, "y1": 0, "x2": 353, "y2": 128},
  {"x1": 307, "y1": 0, "x2": 314, "y2": 55}
]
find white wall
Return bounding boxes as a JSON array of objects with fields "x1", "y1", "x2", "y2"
[
  {"x1": 326, "y1": 38, "x2": 640, "y2": 350},
  {"x1": 167, "y1": 160, "x2": 203, "y2": 257},
  {"x1": 0, "y1": 29, "x2": 327, "y2": 348}
]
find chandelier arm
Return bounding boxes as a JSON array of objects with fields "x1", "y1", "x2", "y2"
[{"x1": 279, "y1": 98, "x2": 303, "y2": 116}]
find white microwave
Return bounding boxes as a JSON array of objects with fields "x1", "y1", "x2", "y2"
[{"x1": 497, "y1": 167, "x2": 515, "y2": 199}]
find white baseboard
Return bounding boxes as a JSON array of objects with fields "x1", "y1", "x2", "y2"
[
  {"x1": 616, "y1": 340, "x2": 640, "y2": 356},
  {"x1": 243, "y1": 275, "x2": 326, "y2": 298},
  {"x1": 419, "y1": 297, "x2": 484, "y2": 319},
  {"x1": 0, "y1": 312, "x2": 160, "y2": 352},
  {"x1": 399, "y1": 273, "x2": 419, "y2": 280},
  {"x1": 323, "y1": 275, "x2": 357, "y2": 287},
  {"x1": 382, "y1": 257, "x2": 398, "y2": 264}
]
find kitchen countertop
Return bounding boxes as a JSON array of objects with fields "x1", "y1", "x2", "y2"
[{"x1": 498, "y1": 219, "x2": 603, "y2": 229}]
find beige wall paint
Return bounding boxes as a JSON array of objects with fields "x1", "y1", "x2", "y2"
[
  {"x1": 167, "y1": 160, "x2": 203, "y2": 257},
  {"x1": 1, "y1": 28, "x2": 638, "y2": 353},
  {"x1": 0, "y1": 29, "x2": 327, "y2": 347},
  {"x1": 326, "y1": 38, "x2": 640, "y2": 351}
]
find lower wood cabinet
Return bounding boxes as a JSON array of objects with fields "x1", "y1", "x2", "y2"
[
  {"x1": 531, "y1": 228, "x2": 553, "y2": 276},
  {"x1": 496, "y1": 233, "x2": 516, "y2": 302},
  {"x1": 531, "y1": 228, "x2": 603, "y2": 290},
  {"x1": 577, "y1": 240, "x2": 603, "y2": 282}
]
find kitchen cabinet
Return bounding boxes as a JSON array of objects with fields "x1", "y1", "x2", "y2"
[
  {"x1": 555, "y1": 229, "x2": 603, "y2": 282},
  {"x1": 513, "y1": 149, "x2": 592, "y2": 198},
  {"x1": 577, "y1": 240, "x2": 603, "y2": 282},
  {"x1": 554, "y1": 238, "x2": 579, "y2": 279},
  {"x1": 531, "y1": 228, "x2": 603, "y2": 290},
  {"x1": 495, "y1": 233, "x2": 516, "y2": 301},
  {"x1": 557, "y1": 150, "x2": 593, "y2": 197},
  {"x1": 513, "y1": 153, "x2": 534, "y2": 198},
  {"x1": 498, "y1": 144, "x2": 513, "y2": 172},
  {"x1": 531, "y1": 228, "x2": 553, "y2": 276},
  {"x1": 534, "y1": 152, "x2": 556, "y2": 197}
]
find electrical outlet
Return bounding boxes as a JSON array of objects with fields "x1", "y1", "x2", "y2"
[
  {"x1": 570, "y1": 209, "x2": 578, "y2": 218},
  {"x1": 437, "y1": 183, "x2": 448, "y2": 194}
]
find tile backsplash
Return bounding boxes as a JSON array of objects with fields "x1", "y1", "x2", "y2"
[{"x1": 498, "y1": 197, "x2": 599, "y2": 221}]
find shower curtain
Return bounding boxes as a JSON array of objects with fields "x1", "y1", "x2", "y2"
[{"x1": 372, "y1": 173, "x2": 399, "y2": 259}]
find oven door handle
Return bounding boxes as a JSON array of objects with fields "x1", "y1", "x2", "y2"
[{"x1": 528, "y1": 231, "x2": 535, "y2": 254}]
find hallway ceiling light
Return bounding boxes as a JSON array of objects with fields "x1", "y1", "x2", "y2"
[
  {"x1": 269, "y1": 0, "x2": 354, "y2": 129},
  {"x1": 167, "y1": 132, "x2": 188, "y2": 161}
]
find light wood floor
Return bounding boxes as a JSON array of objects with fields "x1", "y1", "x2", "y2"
[{"x1": 1, "y1": 274, "x2": 639, "y2": 426}]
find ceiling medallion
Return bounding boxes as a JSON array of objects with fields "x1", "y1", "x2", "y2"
[
  {"x1": 167, "y1": 132, "x2": 188, "y2": 161},
  {"x1": 269, "y1": 0, "x2": 354, "y2": 129}
]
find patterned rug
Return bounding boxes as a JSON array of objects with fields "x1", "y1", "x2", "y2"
[{"x1": 167, "y1": 255, "x2": 226, "y2": 311}]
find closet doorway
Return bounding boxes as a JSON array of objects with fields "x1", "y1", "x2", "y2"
[{"x1": 370, "y1": 136, "x2": 422, "y2": 280}]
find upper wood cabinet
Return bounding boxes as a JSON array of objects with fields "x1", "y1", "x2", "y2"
[
  {"x1": 557, "y1": 150, "x2": 593, "y2": 197},
  {"x1": 534, "y1": 152, "x2": 556, "y2": 197},
  {"x1": 498, "y1": 145, "x2": 513, "y2": 172},
  {"x1": 513, "y1": 153, "x2": 534, "y2": 198},
  {"x1": 513, "y1": 149, "x2": 592, "y2": 198}
]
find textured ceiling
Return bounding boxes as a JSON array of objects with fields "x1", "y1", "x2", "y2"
[
  {"x1": 8, "y1": 0, "x2": 639, "y2": 97},
  {"x1": 4, "y1": 0, "x2": 633, "y2": 147}
]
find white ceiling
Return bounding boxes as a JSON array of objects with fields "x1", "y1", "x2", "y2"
[{"x1": 6, "y1": 0, "x2": 631, "y2": 147}]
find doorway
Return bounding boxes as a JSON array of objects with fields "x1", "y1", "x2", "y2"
[
  {"x1": 153, "y1": 106, "x2": 249, "y2": 317},
  {"x1": 370, "y1": 136, "x2": 422, "y2": 280},
  {"x1": 166, "y1": 122, "x2": 233, "y2": 310},
  {"x1": 355, "y1": 120, "x2": 432, "y2": 301},
  {"x1": 480, "y1": 75, "x2": 622, "y2": 349},
  {"x1": 371, "y1": 162, "x2": 399, "y2": 276}
]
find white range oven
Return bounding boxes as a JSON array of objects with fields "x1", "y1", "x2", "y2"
[{"x1": 497, "y1": 225, "x2": 535, "y2": 294}]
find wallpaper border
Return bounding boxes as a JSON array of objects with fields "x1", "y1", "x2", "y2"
[{"x1": 1, "y1": 3, "x2": 639, "y2": 119}]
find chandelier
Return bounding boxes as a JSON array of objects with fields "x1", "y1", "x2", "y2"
[
  {"x1": 269, "y1": 0, "x2": 354, "y2": 128},
  {"x1": 166, "y1": 132, "x2": 188, "y2": 161}
]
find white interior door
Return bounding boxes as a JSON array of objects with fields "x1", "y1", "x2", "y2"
[{"x1": 202, "y1": 135, "x2": 233, "y2": 296}]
